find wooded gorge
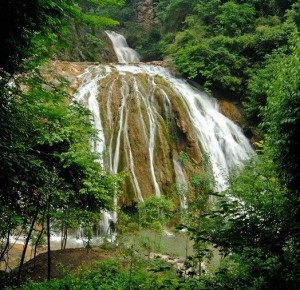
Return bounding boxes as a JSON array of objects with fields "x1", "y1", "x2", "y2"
[{"x1": 0, "y1": 1, "x2": 300, "y2": 289}]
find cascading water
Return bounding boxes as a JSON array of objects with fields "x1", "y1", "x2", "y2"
[
  {"x1": 74, "y1": 67, "x2": 107, "y2": 164},
  {"x1": 173, "y1": 159, "x2": 188, "y2": 210},
  {"x1": 72, "y1": 31, "x2": 254, "y2": 238},
  {"x1": 105, "y1": 30, "x2": 140, "y2": 63},
  {"x1": 73, "y1": 66, "x2": 117, "y2": 242}
]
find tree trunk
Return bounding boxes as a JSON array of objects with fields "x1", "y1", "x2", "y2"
[
  {"x1": 61, "y1": 224, "x2": 68, "y2": 250},
  {"x1": 33, "y1": 227, "x2": 44, "y2": 268},
  {"x1": 16, "y1": 210, "x2": 39, "y2": 285},
  {"x1": 47, "y1": 214, "x2": 51, "y2": 281},
  {"x1": 0, "y1": 231, "x2": 10, "y2": 264},
  {"x1": 33, "y1": 208, "x2": 46, "y2": 268}
]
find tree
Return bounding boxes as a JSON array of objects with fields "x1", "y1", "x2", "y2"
[
  {"x1": 156, "y1": 0, "x2": 195, "y2": 33},
  {"x1": 138, "y1": 196, "x2": 173, "y2": 231},
  {"x1": 190, "y1": 156, "x2": 299, "y2": 289},
  {"x1": 262, "y1": 34, "x2": 300, "y2": 196},
  {"x1": 156, "y1": 0, "x2": 297, "y2": 97},
  {"x1": 261, "y1": 35, "x2": 300, "y2": 283},
  {"x1": 187, "y1": 34, "x2": 300, "y2": 290},
  {"x1": 0, "y1": 72, "x2": 121, "y2": 283},
  {"x1": 207, "y1": 1, "x2": 256, "y2": 37},
  {"x1": 0, "y1": 0, "x2": 123, "y2": 73},
  {"x1": 0, "y1": 0, "x2": 123, "y2": 285}
]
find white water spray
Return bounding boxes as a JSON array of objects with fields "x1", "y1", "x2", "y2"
[
  {"x1": 76, "y1": 32, "x2": 254, "y2": 212},
  {"x1": 74, "y1": 67, "x2": 106, "y2": 164},
  {"x1": 113, "y1": 63, "x2": 254, "y2": 192},
  {"x1": 74, "y1": 66, "x2": 117, "y2": 242},
  {"x1": 173, "y1": 159, "x2": 188, "y2": 210},
  {"x1": 105, "y1": 30, "x2": 140, "y2": 63}
]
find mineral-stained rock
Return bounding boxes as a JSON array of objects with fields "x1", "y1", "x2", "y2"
[{"x1": 42, "y1": 60, "x2": 254, "y2": 209}]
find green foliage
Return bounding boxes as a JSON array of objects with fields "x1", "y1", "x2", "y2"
[
  {"x1": 156, "y1": 0, "x2": 195, "y2": 33},
  {"x1": 160, "y1": 2, "x2": 300, "y2": 287},
  {"x1": 244, "y1": 50, "x2": 284, "y2": 125},
  {"x1": 156, "y1": 0, "x2": 297, "y2": 96},
  {"x1": 210, "y1": 157, "x2": 285, "y2": 252},
  {"x1": 197, "y1": 1, "x2": 256, "y2": 37},
  {"x1": 173, "y1": 35, "x2": 250, "y2": 93},
  {"x1": 7, "y1": 258, "x2": 180, "y2": 290},
  {"x1": 138, "y1": 197, "x2": 173, "y2": 231},
  {"x1": 0, "y1": 0, "x2": 123, "y2": 72},
  {"x1": 261, "y1": 34, "x2": 300, "y2": 195},
  {"x1": 178, "y1": 151, "x2": 190, "y2": 166},
  {"x1": 189, "y1": 155, "x2": 300, "y2": 289},
  {"x1": 0, "y1": 0, "x2": 123, "y2": 244},
  {"x1": 0, "y1": 45, "x2": 121, "y2": 286},
  {"x1": 126, "y1": 25, "x2": 163, "y2": 61}
]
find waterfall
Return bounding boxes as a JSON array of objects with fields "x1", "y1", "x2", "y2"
[
  {"x1": 73, "y1": 32, "x2": 254, "y2": 217},
  {"x1": 105, "y1": 30, "x2": 140, "y2": 63},
  {"x1": 173, "y1": 159, "x2": 188, "y2": 210},
  {"x1": 161, "y1": 70, "x2": 254, "y2": 192},
  {"x1": 74, "y1": 66, "x2": 117, "y2": 243},
  {"x1": 74, "y1": 67, "x2": 106, "y2": 165}
]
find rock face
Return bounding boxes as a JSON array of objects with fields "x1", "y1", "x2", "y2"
[
  {"x1": 72, "y1": 65, "x2": 203, "y2": 207},
  {"x1": 137, "y1": 0, "x2": 155, "y2": 28},
  {"x1": 41, "y1": 60, "x2": 89, "y2": 96},
  {"x1": 219, "y1": 99, "x2": 246, "y2": 128},
  {"x1": 71, "y1": 63, "x2": 254, "y2": 207}
]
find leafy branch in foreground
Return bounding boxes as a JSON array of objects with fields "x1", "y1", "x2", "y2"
[{"x1": 0, "y1": 71, "x2": 122, "y2": 285}]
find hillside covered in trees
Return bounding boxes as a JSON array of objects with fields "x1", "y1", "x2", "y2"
[{"x1": 1, "y1": 0, "x2": 300, "y2": 289}]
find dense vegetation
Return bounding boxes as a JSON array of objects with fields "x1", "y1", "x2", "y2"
[
  {"x1": 152, "y1": 1, "x2": 300, "y2": 289},
  {"x1": 1, "y1": 0, "x2": 300, "y2": 289},
  {"x1": 0, "y1": 0, "x2": 123, "y2": 286}
]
